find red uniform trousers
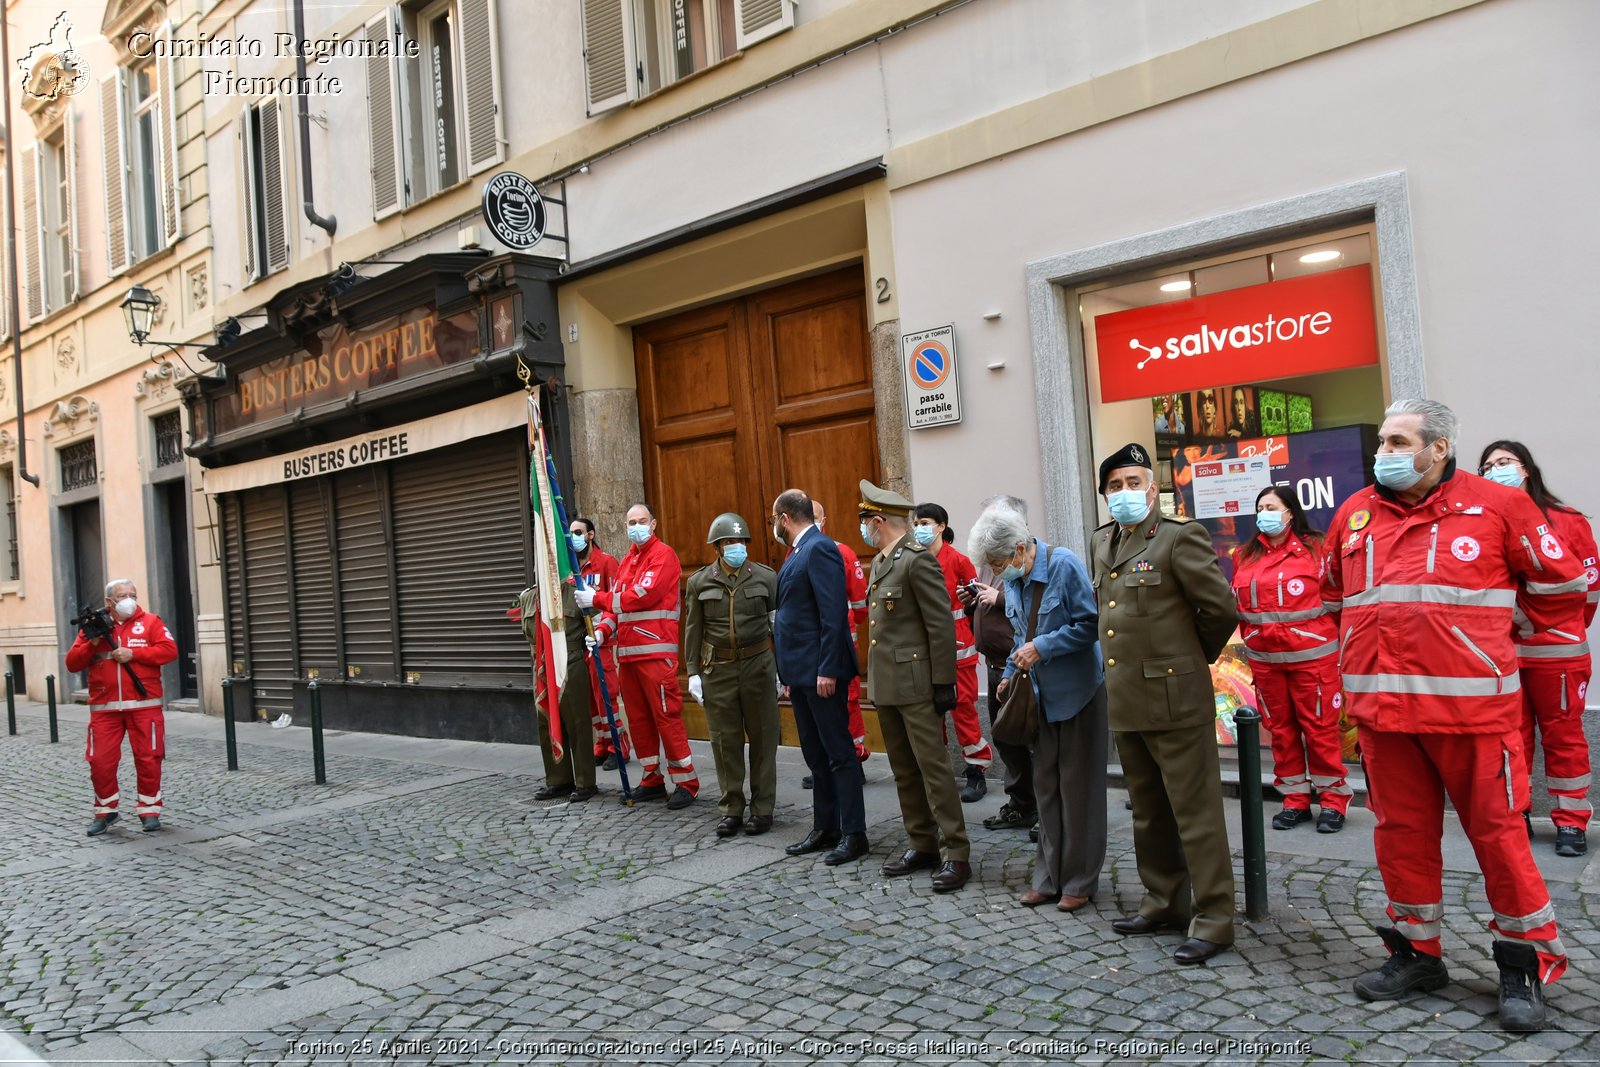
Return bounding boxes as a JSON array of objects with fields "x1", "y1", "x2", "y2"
[
  {"x1": 1252, "y1": 657, "x2": 1350, "y2": 814},
  {"x1": 1519, "y1": 663, "x2": 1593, "y2": 830},
  {"x1": 845, "y1": 675, "x2": 869, "y2": 761},
  {"x1": 86, "y1": 708, "x2": 165, "y2": 816},
  {"x1": 1364, "y1": 727, "x2": 1567, "y2": 983},
  {"x1": 620, "y1": 657, "x2": 698, "y2": 795},
  {"x1": 589, "y1": 654, "x2": 632, "y2": 761},
  {"x1": 944, "y1": 652, "x2": 993, "y2": 768}
]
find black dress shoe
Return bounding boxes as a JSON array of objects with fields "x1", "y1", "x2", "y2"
[
  {"x1": 568, "y1": 787, "x2": 597, "y2": 803},
  {"x1": 745, "y1": 814, "x2": 773, "y2": 836},
  {"x1": 632, "y1": 784, "x2": 668, "y2": 802},
  {"x1": 715, "y1": 815, "x2": 744, "y2": 837},
  {"x1": 667, "y1": 787, "x2": 696, "y2": 810},
  {"x1": 1112, "y1": 914, "x2": 1180, "y2": 936},
  {"x1": 823, "y1": 832, "x2": 869, "y2": 866},
  {"x1": 1173, "y1": 937, "x2": 1229, "y2": 965},
  {"x1": 534, "y1": 784, "x2": 574, "y2": 801},
  {"x1": 881, "y1": 849, "x2": 941, "y2": 876},
  {"x1": 86, "y1": 813, "x2": 119, "y2": 837},
  {"x1": 802, "y1": 774, "x2": 814, "y2": 790},
  {"x1": 930, "y1": 860, "x2": 971, "y2": 892},
  {"x1": 785, "y1": 829, "x2": 841, "y2": 856}
]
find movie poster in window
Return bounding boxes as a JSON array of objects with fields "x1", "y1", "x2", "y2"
[{"x1": 1191, "y1": 386, "x2": 1228, "y2": 440}]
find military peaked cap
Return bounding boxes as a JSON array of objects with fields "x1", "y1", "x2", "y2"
[{"x1": 858, "y1": 479, "x2": 914, "y2": 518}]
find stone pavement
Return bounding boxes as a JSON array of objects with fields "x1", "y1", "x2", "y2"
[{"x1": 3, "y1": 700, "x2": 1600, "y2": 1066}]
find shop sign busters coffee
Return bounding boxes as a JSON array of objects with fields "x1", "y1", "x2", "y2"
[{"x1": 901, "y1": 325, "x2": 963, "y2": 429}]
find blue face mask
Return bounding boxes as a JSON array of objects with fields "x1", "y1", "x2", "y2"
[
  {"x1": 1106, "y1": 488, "x2": 1151, "y2": 527},
  {"x1": 860, "y1": 521, "x2": 877, "y2": 549},
  {"x1": 721, "y1": 544, "x2": 748, "y2": 568},
  {"x1": 569, "y1": 533, "x2": 589, "y2": 554},
  {"x1": 1373, "y1": 451, "x2": 1426, "y2": 491},
  {"x1": 626, "y1": 523, "x2": 652, "y2": 546},
  {"x1": 998, "y1": 560, "x2": 1025, "y2": 583},
  {"x1": 1255, "y1": 510, "x2": 1287, "y2": 536},
  {"x1": 1485, "y1": 464, "x2": 1524, "y2": 489},
  {"x1": 913, "y1": 525, "x2": 937, "y2": 547}
]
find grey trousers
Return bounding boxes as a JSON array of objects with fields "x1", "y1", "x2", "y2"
[{"x1": 1032, "y1": 684, "x2": 1109, "y2": 899}]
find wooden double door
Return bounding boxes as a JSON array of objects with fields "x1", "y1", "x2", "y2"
[{"x1": 634, "y1": 266, "x2": 881, "y2": 577}]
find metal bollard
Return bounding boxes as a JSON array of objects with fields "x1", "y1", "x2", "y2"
[
  {"x1": 5, "y1": 671, "x2": 14, "y2": 736},
  {"x1": 1234, "y1": 707, "x2": 1268, "y2": 920},
  {"x1": 46, "y1": 674, "x2": 58, "y2": 744},
  {"x1": 308, "y1": 679, "x2": 326, "y2": 785},
  {"x1": 220, "y1": 677, "x2": 239, "y2": 771}
]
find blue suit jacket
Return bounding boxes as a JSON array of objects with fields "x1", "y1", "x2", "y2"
[{"x1": 774, "y1": 526, "x2": 860, "y2": 687}]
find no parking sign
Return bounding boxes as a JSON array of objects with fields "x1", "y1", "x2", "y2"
[{"x1": 901, "y1": 324, "x2": 962, "y2": 429}]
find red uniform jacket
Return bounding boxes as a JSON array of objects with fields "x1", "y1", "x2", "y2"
[
  {"x1": 1514, "y1": 505, "x2": 1598, "y2": 668},
  {"x1": 593, "y1": 536, "x2": 681, "y2": 664},
  {"x1": 932, "y1": 540, "x2": 979, "y2": 666},
  {"x1": 579, "y1": 547, "x2": 623, "y2": 669},
  {"x1": 836, "y1": 541, "x2": 869, "y2": 637},
  {"x1": 65, "y1": 608, "x2": 178, "y2": 713},
  {"x1": 1322, "y1": 468, "x2": 1588, "y2": 734},
  {"x1": 1231, "y1": 532, "x2": 1337, "y2": 668}
]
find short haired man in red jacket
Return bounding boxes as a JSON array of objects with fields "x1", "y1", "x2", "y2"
[{"x1": 65, "y1": 579, "x2": 179, "y2": 836}]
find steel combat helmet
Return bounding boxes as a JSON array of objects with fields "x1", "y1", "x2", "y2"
[{"x1": 706, "y1": 512, "x2": 752, "y2": 543}]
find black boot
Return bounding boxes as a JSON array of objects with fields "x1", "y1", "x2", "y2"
[
  {"x1": 86, "y1": 812, "x2": 119, "y2": 837},
  {"x1": 1352, "y1": 927, "x2": 1449, "y2": 1001},
  {"x1": 959, "y1": 765, "x2": 987, "y2": 803},
  {"x1": 1493, "y1": 940, "x2": 1548, "y2": 1032}
]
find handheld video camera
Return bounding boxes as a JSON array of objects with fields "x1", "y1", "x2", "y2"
[{"x1": 70, "y1": 603, "x2": 149, "y2": 698}]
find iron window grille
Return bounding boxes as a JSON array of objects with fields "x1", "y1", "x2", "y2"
[
  {"x1": 59, "y1": 440, "x2": 97, "y2": 492},
  {"x1": 154, "y1": 410, "x2": 184, "y2": 468}
]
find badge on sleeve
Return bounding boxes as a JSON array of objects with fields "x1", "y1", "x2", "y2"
[
  {"x1": 1540, "y1": 533, "x2": 1564, "y2": 560},
  {"x1": 1451, "y1": 536, "x2": 1481, "y2": 562},
  {"x1": 1348, "y1": 510, "x2": 1371, "y2": 531},
  {"x1": 641, "y1": 571, "x2": 655, "y2": 588}
]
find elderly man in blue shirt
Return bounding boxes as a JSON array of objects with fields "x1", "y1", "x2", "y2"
[{"x1": 970, "y1": 504, "x2": 1107, "y2": 912}]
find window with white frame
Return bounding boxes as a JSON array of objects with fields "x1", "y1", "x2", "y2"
[
  {"x1": 241, "y1": 99, "x2": 290, "y2": 280},
  {"x1": 0, "y1": 464, "x2": 16, "y2": 583},
  {"x1": 581, "y1": 0, "x2": 795, "y2": 115},
  {"x1": 19, "y1": 112, "x2": 80, "y2": 321},
  {"x1": 365, "y1": 0, "x2": 503, "y2": 220},
  {"x1": 101, "y1": 28, "x2": 180, "y2": 275}
]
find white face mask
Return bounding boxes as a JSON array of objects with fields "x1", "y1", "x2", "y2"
[{"x1": 114, "y1": 597, "x2": 138, "y2": 619}]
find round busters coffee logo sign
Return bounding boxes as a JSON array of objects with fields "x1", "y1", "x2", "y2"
[{"x1": 481, "y1": 172, "x2": 546, "y2": 250}]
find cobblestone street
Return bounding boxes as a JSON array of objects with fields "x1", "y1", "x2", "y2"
[{"x1": 4, "y1": 701, "x2": 1600, "y2": 1065}]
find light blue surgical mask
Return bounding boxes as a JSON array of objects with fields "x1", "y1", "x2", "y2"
[
  {"x1": 1107, "y1": 488, "x2": 1151, "y2": 527},
  {"x1": 860, "y1": 521, "x2": 877, "y2": 549},
  {"x1": 1485, "y1": 464, "x2": 1524, "y2": 489},
  {"x1": 721, "y1": 544, "x2": 748, "y2": 568},
  {"x1": 569, "y1": 533, "x2": 589, "y2": 554},
  {"x1": 626, "y1": 523, "x2": 652, "y2": 546},
  {"x1": 998, "y1": 561, "x2": 1025, "y2": 583},
  {"x1": 1255, "y1": 510, "x2": 1287, "y2": 536},
  {"x1": 1373, "y1": 451, "x2": 1426, "y2": 491},
  {"x1": 913, "y1": 525, "x2": 937, "y2": 547}
]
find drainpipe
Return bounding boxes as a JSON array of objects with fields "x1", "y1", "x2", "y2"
[
  {"x1": 294, "y1": 0, "x2": 336, "y2": 237},
  {"x1": 0, "y1": 13, "x2": 40, "y2": 486}
]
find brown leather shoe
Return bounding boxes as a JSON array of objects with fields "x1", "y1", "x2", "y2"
[
  {"x1": 881, "y1": 849, "x2": 941, "y2": 876},
  {"x1": 1173, "y1": 937, "x2": 1229, "y2": 965},
  {"x1": 1057, "y1": 894, "x2": 1092, "y2": 913},
  {"x1": 930, "y1": 860, "x2": 971, "y2": 892},
  {"x1": 745, "y1": 815, "x2": 773, "y2": 836},
  {"x1": 715, "y1": 816, "x2": 743, "y2": 837},
  {"x1": 1019, "y1": 889, "x2": 1053, "y2": 907}
]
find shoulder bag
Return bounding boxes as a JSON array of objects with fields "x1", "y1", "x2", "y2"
[{"x1": 990, "y1": 547, "x2": 1051, "y2": 747}]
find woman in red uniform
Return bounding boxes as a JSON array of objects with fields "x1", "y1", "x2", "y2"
[
  {"x1": 1479, "y1": 440, "x2": 1599, "y2": 857},
  {"x1": 914, "y1": 503, "x2": 994, "y2": 802},
  {"x1": 1231, "y1": 486, "x2": 1351, "y2": 832}
]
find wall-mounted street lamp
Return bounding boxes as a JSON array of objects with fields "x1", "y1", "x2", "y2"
[{"x1": 120, "y1": 286, "x2": 225, "y2": 381}]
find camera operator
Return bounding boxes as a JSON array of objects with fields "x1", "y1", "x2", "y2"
[{"x1": 65, "y1": 579, "x2": 178, "y2": 836}]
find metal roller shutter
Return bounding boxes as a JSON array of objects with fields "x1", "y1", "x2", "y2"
[
  {"x1": 220, "y1": 495, "x2": 247, "y2": 674},
  {"x1": 241, "y1": 487, "x2": 294, "y2": 717},
  {"x1": 334, "y1": 467, "x2": 396, "y2": 681},
  {"x1": 390, "y1": 431, "x2": 531, "y2": 686},
  {"x1": 289, "y1": 480, "x2": 339, "y2": 675}
]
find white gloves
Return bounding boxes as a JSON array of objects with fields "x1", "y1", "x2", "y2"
[
  {"x1": 573, "y1": 587, "x2": 596, "y2": 609},
  {"x1": 584, "y1": 632, "x2": 603, "y2": 652},
  {"x1": 688, "y1": 675, "x2": 704, "y2": 704}
]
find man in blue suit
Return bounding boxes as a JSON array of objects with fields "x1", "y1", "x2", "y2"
[{"x1": 771, "y1": 488, "x2": 868, "y2": 865}]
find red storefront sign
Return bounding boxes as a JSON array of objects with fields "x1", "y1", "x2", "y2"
[{"x1": 1094, "y1": 264, "x2": 1379, "y2": 403}]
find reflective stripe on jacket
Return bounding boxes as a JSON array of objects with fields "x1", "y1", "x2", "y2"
[
  {"x1": 1230, "y1": 531, "x2": 1337, "y2": 668},
  {"x1": 594, "y1": 536, "x2": 682, "y2": 663}
]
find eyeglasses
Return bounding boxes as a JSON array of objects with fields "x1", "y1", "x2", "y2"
[{"x1": 1480, "y1": 458, "x2": 1522, "y2": 475}]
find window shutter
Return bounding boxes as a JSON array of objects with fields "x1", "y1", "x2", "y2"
[
  {"x1": 458, "y1": 0, "x2": 504, "y2": 175},
  {"x1": 580, "y1": 0, "x2": 638, "y2": 116},
  {"x1": 364, "y1": 9, "x2": 404, "y2": 220},
  {"x1": 0, "y1": 178, "x2": 10, "y2": 339},
  {"x1": 733, "y1": 0, "x2": 795, "y2": 50},
  {"x1": 100, "y1": 71, "x2": 129, "y2": 277},
  {"x1": 238, "y1": 113, "x2": 257, "y2": 281},
  {"x1": 20, "y1": 144, "x2": 41, "y2": 321},
  {"x1": 158, "y1": 22, "x2": 181, "y2": 247},
  {"x1": 261, "y1": 98, "x2": 290, "y2": 273},
  {"x1": 64, "y1": 106, "x2": 82, "y2": 301}
]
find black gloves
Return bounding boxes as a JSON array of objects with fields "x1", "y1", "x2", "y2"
[{"x1": 933, "y1": 684, "x2": 957, "y2": 715}]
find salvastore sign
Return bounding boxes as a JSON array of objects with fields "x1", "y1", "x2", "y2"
[{"x1": 210, "y1": 306, "x2": 479, "y2": 435}]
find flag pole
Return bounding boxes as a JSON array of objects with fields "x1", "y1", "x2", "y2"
[{"x1": 527, "y1": 377, "x2": 634, "y2": 806}]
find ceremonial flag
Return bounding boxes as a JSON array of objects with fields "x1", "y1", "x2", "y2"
[{"x1": 527, "y1": 389, "x2": 571, "y2": 757}]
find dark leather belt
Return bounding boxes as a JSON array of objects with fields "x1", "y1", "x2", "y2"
[{"x1": 706, "y1": 636, "x2": 773, "y2": 662}]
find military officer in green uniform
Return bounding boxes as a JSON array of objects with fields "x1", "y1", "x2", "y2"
[
  {"x1": 683, "y1": 513, "x2": 781, "y2": 837},
  {"x1": 858, "y1": 480, "x2": 972, "y2": 892},
  {"x1": 1094, "y1": 443, "x2": 1240, "y2": 965},
  {"x1": 520, "y1": 579, "x2": 598, "y2": 802}
]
